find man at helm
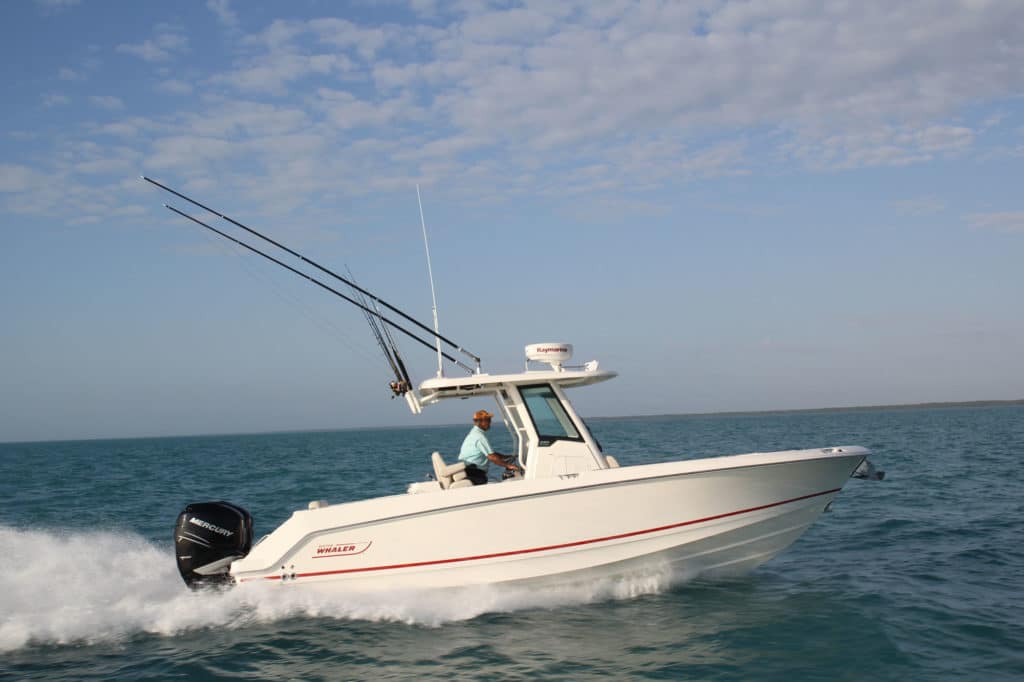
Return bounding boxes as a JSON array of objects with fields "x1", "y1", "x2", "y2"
[{"x1": 458, "y1": 410, "x2": 520, "y2": 485}]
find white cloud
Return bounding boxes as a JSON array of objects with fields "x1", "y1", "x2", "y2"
[
  {"x1": 41, "y1": 92, "x2": 70, "y2": 107},
  {"x1": 402, "y1": 3, "x2": 1010, "y2": 186},
  {"x1": 190, "y1": 0, "x2": 1020, "y2": 176},
  {"x1": 308, "y1": 18, "x2": 391, "y2": 59},
  {"x1": 110, "y1": 204, "x2": 148, "y2": 218},
  {"x1": 916, "y1": 125, "x2": 975, "y2": 154},
  {"x1": 211, "y1": 53, "x2": 353, "y2": 94},
  {"x1": 58, "y1": 67, "x2": 81, "y2": 81},
  {"x1": 34, "y1": 0, "x2": 78, "y2": 13},
  {"x1": 316, "y1": 88, "x2": 415, "y2": 130},
  {"x1": 147, "y1": 135, "x2": 240, "y2": 170},
  {"x1": 407, "y1": 1, "x2": 1021, "y2": 167},
  {"x1": 786, "y1": 124, "x2": 976, "y2": 170},
  {"x1": 458, "y1": 5, "x2": 564, "y2": 44},
  {"x1": 11, "y1": 1, "x2": 1024, "y2": 227},
  {"x1": 967, "y1": 212, "x2": 1024, "y2": 233},
  {"x1": 982, "y1": 112, "x2": 1007, "y2": 130},
  {"x1": 74, "y1": 157, "x2": 134, "y2": 174},
  {"x1": 242, "y1": 19, "x2": 306, "y2": 51},
  {"x1": 88, "y1": 95, "x2": 124, "y2": 110},
  {"x1": 117, "y1": 24, "x2": 188, "y2": 62},
  {"x1": 157, "y1": 79, "x2": 194, "y2": 95},
  {"x1": 893, "y1": 197, "x2": 947, "y2": 216},
  {"x1": 409, "y1": 0, "x2": 439, "y2": 18},
  {"x1": 97, "y1": 122, "x2": 140, "y2": 137},
  {"x1": 0, "y1": 164, "x2": 147, "y2": 226},
  {"x1": 0, "y1": 164, "x2": 45, "y2": 193},
  {"x1": 207, "y1": 0, "x2": 237, "y2": 28},
  {"x1": 179, "y1": 100, "x2": 310, "y2": 137},
  {"x1": 92, "y1": 117, "x2": 166, "y2": 138},
  {"x1": 117, "y1": 41, "x2": 169, "y2": 62}
]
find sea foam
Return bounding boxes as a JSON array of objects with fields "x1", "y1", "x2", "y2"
[{"x1": 0, "y1": 525, "x2": 673, "y2": 651}]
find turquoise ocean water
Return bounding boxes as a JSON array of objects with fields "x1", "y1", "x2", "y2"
[{"x1": 1, "y1": 406, "x2": 1022, "y2": 680}]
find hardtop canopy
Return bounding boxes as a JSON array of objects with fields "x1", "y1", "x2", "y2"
[{"x1": 417, "y1": 368, "x2": 617, "y2": 404}]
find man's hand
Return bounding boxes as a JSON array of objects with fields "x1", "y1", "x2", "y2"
[{"x1": 488, "y1": 452, "x2": 521, "y2": 471}]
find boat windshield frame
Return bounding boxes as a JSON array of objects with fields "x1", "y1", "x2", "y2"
[
  {"x1": 493, "y1": 388, "x2": 526, "y2": 465},
  {"x1": 516, "y1": 383, "x2": 586, "y2": 445}
]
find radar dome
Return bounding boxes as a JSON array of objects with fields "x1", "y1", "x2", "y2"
[{"x1": 525, "y1": 343, "x2": 573, "y2": 370}]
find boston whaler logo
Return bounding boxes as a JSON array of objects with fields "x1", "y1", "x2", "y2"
[
  {"x1": 189, "y1": 517, "x2": 234, "y2": 537},
  {"x1": 313, "y1": 541, "x2": 372, "y2": 559}
]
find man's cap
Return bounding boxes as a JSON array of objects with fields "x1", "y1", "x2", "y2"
[{"x1": 473, "y1": 410, "x2": 494, "y2": 421}]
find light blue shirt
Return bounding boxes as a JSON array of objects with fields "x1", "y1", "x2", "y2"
[{"x1": 459, "y1": 425, "x2": 493, "y2": 469}]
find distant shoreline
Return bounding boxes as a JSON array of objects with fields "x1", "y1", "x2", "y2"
[{"x1": 3, "y1": 398, "x2": 1022, "y2": 445}]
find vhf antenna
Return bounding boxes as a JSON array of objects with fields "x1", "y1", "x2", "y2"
[{"x1": 417, "y1": 184, "x2": 445, "y2": 378}]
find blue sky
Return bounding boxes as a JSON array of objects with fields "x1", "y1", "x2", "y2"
[{"x1": 1, "y1": 0, "x2": 1023, "y2": 442}]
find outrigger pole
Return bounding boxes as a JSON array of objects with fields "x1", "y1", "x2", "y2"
[
  {"x1": 162, "y1": 203, "x2": 475, "y2": 374},
  {"x1": 143, "y1": 176, "x2": 481, "y2": 371}
]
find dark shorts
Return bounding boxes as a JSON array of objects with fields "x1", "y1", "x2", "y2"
[{"x1": 464, "y1": 464, "x2": 488, "y2": 485}]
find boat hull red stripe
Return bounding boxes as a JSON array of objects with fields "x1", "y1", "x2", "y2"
[{"x1": 253, "y1": 487, "x2": 841, "y2": 582}]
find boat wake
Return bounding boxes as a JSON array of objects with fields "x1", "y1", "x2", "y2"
[{"x1": 0, "y1": 525, "x2": 675, "y2": 652}]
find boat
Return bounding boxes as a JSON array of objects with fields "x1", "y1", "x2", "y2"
[{"x1": 147, "y1": 178, "x2": 882, "y2": 592}]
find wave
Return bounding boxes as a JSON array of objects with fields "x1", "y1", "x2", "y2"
[{"x1": 0, "y1": 525, "x2": 674, "y2": 651}]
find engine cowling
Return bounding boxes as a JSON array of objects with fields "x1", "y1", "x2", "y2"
[{"x1": 174, "y1": 501, "x2": 253, "y2": 589}]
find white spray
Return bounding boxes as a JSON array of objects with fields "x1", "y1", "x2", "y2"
[{"x1": 0, "y1": 525, "x2": 677, "y2": 652}]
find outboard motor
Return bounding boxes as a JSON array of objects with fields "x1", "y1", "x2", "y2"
[{"x1": 174, "y1": 501, "x2": 253, "y2": 589}]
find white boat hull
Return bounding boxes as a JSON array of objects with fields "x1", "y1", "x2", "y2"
[{"x1": 230, "y1": 446, "x2": 867, "y2": 590}]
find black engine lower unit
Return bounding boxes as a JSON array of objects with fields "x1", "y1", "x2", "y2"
[{"x1": 174, "y1": 501, "x2": 253, "y2": 588}]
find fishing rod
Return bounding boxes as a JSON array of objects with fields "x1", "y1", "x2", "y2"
[
  {"x1": 352, "y1": 271, "x2": 403, "y2": 380},
  {"x1": 163, "y1": 204, "x2": 475, "y2": 374},
  {"x1": 372, "y1": 289, "x2": 414, "y2": 393},
  {"x1": 143, "y1": 176, "x2": 481, "y2": 370},
  {"x1": 347, "y1": 265, "x2": 413, "y2": 395}
]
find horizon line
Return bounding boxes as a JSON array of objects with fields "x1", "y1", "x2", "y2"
[{"x1": 2, "y1": 398, "x2": 1022, "y2": 446}]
